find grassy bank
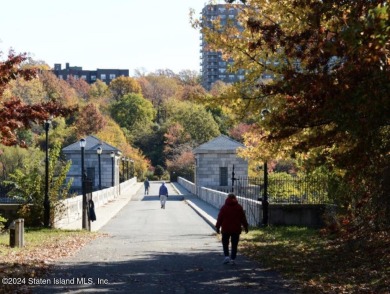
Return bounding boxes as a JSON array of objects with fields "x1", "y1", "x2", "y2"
[
  {"x1": 0, "y1": 228, "x2": 101, "y2": 293},
  {"x1": 240, "y1": 226, "x2": 389, "y2": 293}
]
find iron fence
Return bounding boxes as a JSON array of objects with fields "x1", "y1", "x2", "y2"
[{"x1": 231, "y1": 173, "x2": 331, "y2": 204}]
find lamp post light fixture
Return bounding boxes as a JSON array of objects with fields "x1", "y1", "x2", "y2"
[
  {"x1": 79, "y1": 138, "x2": 88, "y2": 230},
  {"x1": 110, "y1": 151, "x2": 115, "y2": 187},
  {"x1": 43, "y1": 117, "x2": 52, "y2": 228},
  {"x1": 97, "y1": 146, "x2": 102, "y2": 190}
]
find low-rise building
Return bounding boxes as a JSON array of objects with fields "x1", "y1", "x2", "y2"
[{"x1": 52, "y1": 63, "x2": 129, "y2": 84}]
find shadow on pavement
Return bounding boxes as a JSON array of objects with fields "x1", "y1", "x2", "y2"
[
  {"x1": 140, "y1": 195, "x2": 185, "y2": 201},
  {"x1": 30, "y1": 251, "x2": 294, "y2": 294}
]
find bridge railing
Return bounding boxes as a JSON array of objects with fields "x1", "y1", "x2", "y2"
[
  {"x1": 177, "y1": 177, "x2": 333, "y2": 228},
  {"x1": 53, "y1": 177, "x2": 137, "y2": 228}
]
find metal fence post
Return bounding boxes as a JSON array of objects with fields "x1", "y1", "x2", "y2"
[
  {"x1": 231, "y1": 164, "x2": 236, "y2": 193},
  {"x1": 262, "y1": 161, "x2": 269, "y2": 226}
]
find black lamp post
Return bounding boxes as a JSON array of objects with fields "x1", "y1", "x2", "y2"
[
  {"x1": 130, "y1": 159, "x2": 134, "y2": 178},
  {"x1": 43, "y1": 118, "x2": 52, "y2": 228},
  {"x1": 260, "y1": 108, "x2": 270, "y2": 226},
  {"x1": 121, "y1": 157, "x2": 125, "y2": 182},
  {"x1": 262, "y1": 161, "x2": 269, "y2": 226},
  {"x1": 97, "y1": 146, "x2": 102, "y2": 190},
  {"x1": 80, "y1": 138, "x2": 88, "y2": 230},
  {"x1": 110, "y1": 151, "x2": 115, "y2": 187},
  {"x1": 126, "y1": 158, "x2": 129, "y2": 180}
]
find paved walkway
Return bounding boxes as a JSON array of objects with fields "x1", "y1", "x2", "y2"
[{"x1": 31, "y1": 182, "x2": 295, "y2": 293}]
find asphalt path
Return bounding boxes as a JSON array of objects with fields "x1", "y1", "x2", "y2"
[{"x1": 31, "y1": 182, "x2": 294, "y2": 293}]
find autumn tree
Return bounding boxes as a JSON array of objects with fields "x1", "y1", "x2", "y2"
[
  {"x1": 75, "y1": 103, "x2": 107, "y2": 137},
  {"x1": 38, "y1": 71, "x2": 79, "y2": 106},
  {"x1": 164, "y1": 123, "x2": 195, "y2": 181},
  {"x1": 109, "y1": 76, "x2": 142, "y2": 101},
  {"x1": 166, "y1": 150, "x2": 195, "y2": 181},
  {"x1": 180, "y1": 84, "x2": 207, "y2": 101},
  {"x1": 89, "y1": 79, "x2": 110, "y2": 101},
  {"x1": 163, "y1": 123, "x2": 191, "y2": 161},
  {"x1": 4, "y1": 75, "x2": 46, "y2": 104},
  {"x1": 66, "y1": 75, "x2": 90, "y2": 101},
  {"x1": 0, "y1": 50, "x2": 76, "y2": 147},
  {"x1": 194, "y1": 1, "x2": 390, "y2": 233},
  {"x1": 138, "y1": 73, "x2": 182, "y2": 107},
  {"x1": 177, "y1": 69, "x2": 201, "y2": 86},
  {"x1": 228, "y1": 122, "x2": 253, "y2": 143}
]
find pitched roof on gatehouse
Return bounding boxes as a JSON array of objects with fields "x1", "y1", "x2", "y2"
[
  {"x1": 193, "y1": 135, "x2": 245, "y2": 154},
  {"x1": 62, "y1": 135, "x2": 120, "y2": 154}
]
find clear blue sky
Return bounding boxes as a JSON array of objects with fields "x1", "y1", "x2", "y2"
[{"x1": 0, "y1": 0, "x2": 210, "y2": 75}]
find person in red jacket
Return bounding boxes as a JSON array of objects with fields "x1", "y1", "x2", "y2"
[{"x1": 215, "y1": 193, "x2": 249, "y2": 265}]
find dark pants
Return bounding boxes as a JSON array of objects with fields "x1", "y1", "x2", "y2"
[{"x1": 222, "y1": 233, "x2": 240, "y2": 260}]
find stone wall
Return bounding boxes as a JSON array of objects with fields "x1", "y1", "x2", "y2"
[
  {"x1": 0, "y1": 178, "x2": 137, "y2": 228},
  {"x1": 195, "y1": 152, "x2": 247, "y2": 188},
  {"x1": 53, "y1": 177, "x2": 137, "y2": 228}
]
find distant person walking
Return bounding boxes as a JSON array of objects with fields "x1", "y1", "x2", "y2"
[
  {"x1": 144, "y1": 178, "x2": 150, "y2": 195},
  {"x1": 216, "y1": 193, "x2": 249, "y2": 265},
  {"x1": 159, "y1": 182, "x2": 168, "y2": 209}
]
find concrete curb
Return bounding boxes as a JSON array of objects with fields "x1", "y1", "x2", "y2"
[
  {"x1": 185, "y1": 199, "x2": 217, "y2": 231},
  {"x1": 170, "y1": 181, "x2": 218, "y2": 231}
]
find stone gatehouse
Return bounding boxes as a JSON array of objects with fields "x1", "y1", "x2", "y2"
[
  {"x1": 193, "y1": 135, "x2": 248, "y2": 189},
  {"x1": 62, "y1": 135, "x2": 121, "y2": 192}
]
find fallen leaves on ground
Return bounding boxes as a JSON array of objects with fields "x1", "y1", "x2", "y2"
[
  {"x1": 0, "y1": 230, "x2": 104, "y2": 293},
  {"x1": 240, "y1": 227, "x2": 390, "y2": 293}
]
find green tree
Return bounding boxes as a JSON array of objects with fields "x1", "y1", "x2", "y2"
[
  {"x1": 0, "y1": 146, "x2": 29, "y2": 189},
  {"x1": 165, "y1": 99, "x2": 220, "y2": 145},
  {"x1": 4, "y1": 143, "x2": 72, "y2": 227},
  {"x1": 110, "y1": 93, "x2": 155, "y2": 129},
  {"x1": 110, "y1": 93, "x2": 156, "y2": 138},
  {"x1": 133, "y1": 125, "x2": 165, "y2": 167},
  {"x1": 154, "y1": 165, "x2": 165, "y2": 180}
]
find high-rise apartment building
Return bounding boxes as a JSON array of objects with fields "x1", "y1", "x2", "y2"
[{"x1": 200, "y1": 4, "x2": 245, "y2": 90}]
